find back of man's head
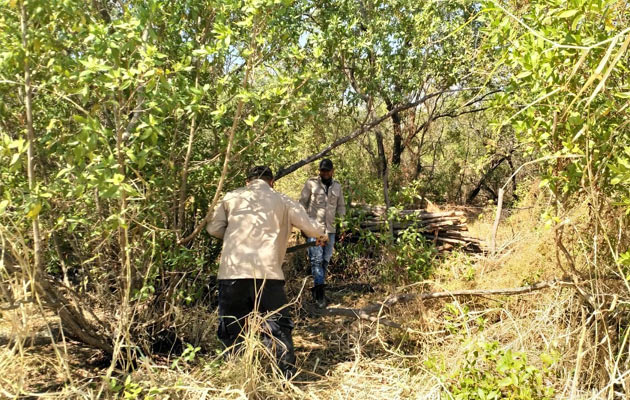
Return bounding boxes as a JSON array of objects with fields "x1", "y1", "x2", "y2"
[{"x1": 247, "y1": 165, "x2": 274, "y2": 183}]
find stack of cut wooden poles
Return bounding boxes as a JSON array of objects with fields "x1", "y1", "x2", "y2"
[{"x1": 351, "y1": 205, "x2": 485, "y2": 253}]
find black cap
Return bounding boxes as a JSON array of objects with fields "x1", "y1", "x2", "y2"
[
  {"x1": 247, "y1": 165, "x2": 274, "y2": 181},
  {"x1": 319, "y1": 158, "x2": 334, "y2": 171}
]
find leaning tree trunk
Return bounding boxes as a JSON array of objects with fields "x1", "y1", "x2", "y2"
[{"x1": 466, "y1": 155, "x2": 508, "y2": 204}]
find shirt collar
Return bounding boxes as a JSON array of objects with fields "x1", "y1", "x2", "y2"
[{"x1": 247, "y1": 179, "x2": 271, "y2": 189}]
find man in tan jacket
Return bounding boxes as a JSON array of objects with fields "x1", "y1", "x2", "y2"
[
  {"x1": 207, "y1": 165, "x2": 326, "y2": 378},
  {"x1": 299, "y1": 159, "x2": 346, "y2": 308}
]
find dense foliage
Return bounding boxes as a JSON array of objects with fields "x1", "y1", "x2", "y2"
[{"x1": 1, "y1": 0, "x2": 629, "y2": 396}]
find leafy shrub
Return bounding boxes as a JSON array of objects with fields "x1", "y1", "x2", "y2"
[
  {"x1": 389, "y1": 207, "x2": 437, "y2": 282},
  {"x1": 427, "y1": 341, "x2": 556, "y2": 400},
  {"x1": 395, "y1": 226, "x2": 436, "y2": 282}
]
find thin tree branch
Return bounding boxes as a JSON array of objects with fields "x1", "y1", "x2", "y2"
[{"x1": 21, "y1": 0, "x2": 42, "y2": 274}]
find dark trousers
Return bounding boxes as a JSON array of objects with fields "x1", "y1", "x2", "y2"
[{"x1": 217, "y1": 279, "x2": 296, "y2": 376}]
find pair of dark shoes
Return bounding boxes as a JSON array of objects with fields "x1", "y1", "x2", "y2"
[{"x1": 311, "y1": 284, "x2": 327, "y2": 309}]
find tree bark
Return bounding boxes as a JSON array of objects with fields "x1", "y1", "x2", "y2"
[
  {"x1": 506, "y1": 156, "x2": 518, "y2": 200},
  {"x1": 490, "y1": 188, "x2": 504, "y2": 252},
  {"x1": 176, "y1": 109, "x2": 198, "y2": 234},
  {"x1": 385, "y1": 98, "x2": 404, "y2": 166},
  {"x1": 375, "y1": 130, "x2": 393, "y2": 237}
]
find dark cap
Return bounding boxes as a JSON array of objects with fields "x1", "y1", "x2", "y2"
[
  {"x1": 247, "y1": 165, "x2": 274, "y2": 181},
  {"x1": 319, "y1": 158, "x2": 334, "y2": 171}
]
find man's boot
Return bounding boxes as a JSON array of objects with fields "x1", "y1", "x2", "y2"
[{"x1": 315, "y1": 284, "x2": 327, "y2": 309}]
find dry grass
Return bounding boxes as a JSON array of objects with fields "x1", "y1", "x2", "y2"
[{"x1": 1, "y1": 188, "x2": 628, "y2": 399}]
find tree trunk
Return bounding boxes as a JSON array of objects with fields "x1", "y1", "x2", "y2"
[
  {"x1": 176, "y1": 113, "x2": 197, "y2": 234},
  {"x1": 466, "y1": 155, "x2": 508, "y2": 204},
  {"x1": 375, "y1": 130, "x2": 393, "y2": 237},
  {"x1": 385, "y1": 98, "x2": 404, "y2": 166},
  {"x1": 21, "y1": 1, "x2": 42, "y2": 275},
  {"x1": 375, "y1": 130, "x2": 387, "y2": 179},
  {"x1": 506, "y1": 156, "x2": 518, "y2": 201},
  {"x1": 20, "y1": 1, "x2": 114, "y2": 355}
]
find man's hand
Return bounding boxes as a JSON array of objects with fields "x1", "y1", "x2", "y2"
[{"x1": 315, "y1": 234, "x2": 328, "y2": 246}]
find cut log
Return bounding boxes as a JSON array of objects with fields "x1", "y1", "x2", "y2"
[
  {"x1": 350, "y1": 204, "x2": 485, "y2": 253},
  {"x1": 399, "y1": 210, "x2": 466, "y2": 218}
]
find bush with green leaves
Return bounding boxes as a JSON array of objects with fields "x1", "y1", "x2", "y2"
[
  {"x1": 483, "y1": 0, "x2": 630, "y2": 262},
  {"x1": 394, "y1": 226, "x2": 436, "y2": 282},
  {"x1": 427, "y1": 341, "x2": 556, "y2": 400}
]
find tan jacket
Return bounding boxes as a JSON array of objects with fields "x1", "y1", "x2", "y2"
[
  {"x1": 206, "y1": 179, "x2": 325, "y2": 280},
  {"x1": 299, "y1": 177, "x2": 346, "y2": 234}
]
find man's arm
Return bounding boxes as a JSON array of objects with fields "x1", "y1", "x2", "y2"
[
  {"x1": 288, "y1": 198, "x2": 325, "y2": 239},
  {"x1": 206, "y1": 200, "x2": 228, "y2": 239},
  {"x1": 298, "y1": 181, "x2": 311, "y2": 210}
]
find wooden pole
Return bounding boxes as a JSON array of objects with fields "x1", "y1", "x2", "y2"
[{"x1": 490, "y1": 188, "x2": 504, "y2": 253}]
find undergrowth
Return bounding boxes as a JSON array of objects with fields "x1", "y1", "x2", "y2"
[{"x1": 1, "y1": 191, "x2": 629, "y2": 399}]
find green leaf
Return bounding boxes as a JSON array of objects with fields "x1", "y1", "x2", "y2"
[
  {"x1": 112, "y1": 173, "x2": 125, "y2": 185},
  {"x1": 10, "y1": 153, "x2": 20, "y2": 166},
  {"x1": 557, "y1": 9, "x2": 580, "y2": 19},
  {"x1": 244, "y1": 114, "x2": 259, "y2": 127},
  {"x1": 499, "y1": 377, "x2": 514, "y2": 388},
  {"x1": 27, "y1": 202, "x2": 42, "y2": 219}
]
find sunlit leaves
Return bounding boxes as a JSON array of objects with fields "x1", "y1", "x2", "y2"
[{"x1": 484, "y1": 0, "x2": 629, "y2": 205}]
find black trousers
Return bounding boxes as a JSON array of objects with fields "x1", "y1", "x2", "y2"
[{"x1": 217, "y1": 279, "x2": 296, "y2": 376}]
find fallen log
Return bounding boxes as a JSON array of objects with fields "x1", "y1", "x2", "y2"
[
  {"x1": 399, "y1": 210, "x2": 466, "y2": 218},
  {"x1": 321, "y1": 280, "x2": 568, "y2": 328},
  {"x1": 361, "y1": 220, "x2": 467, "y2": 230}
]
